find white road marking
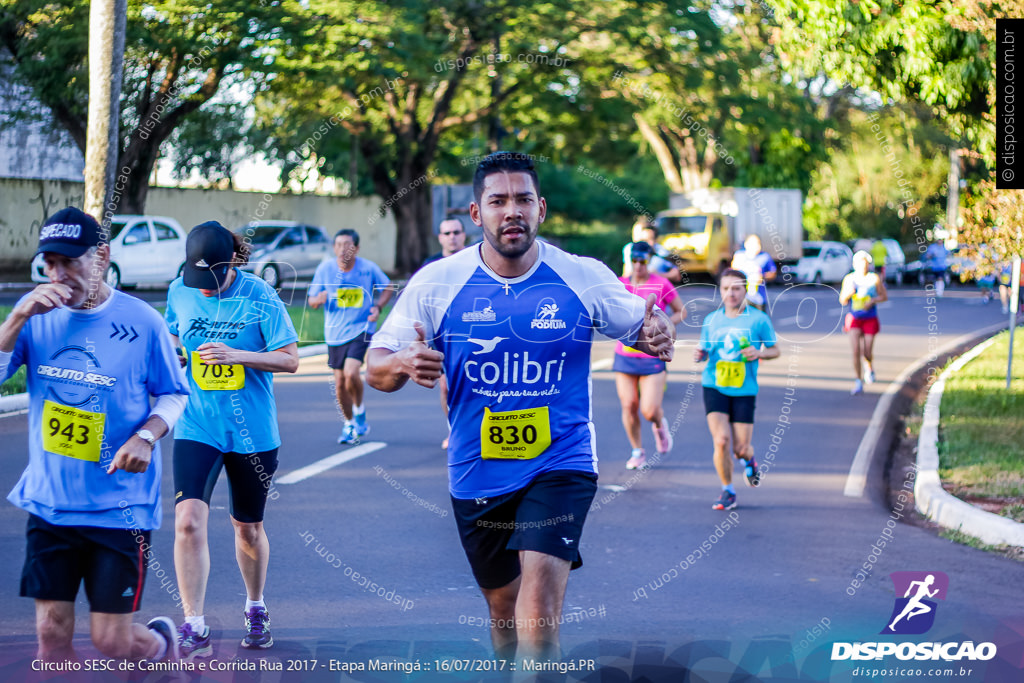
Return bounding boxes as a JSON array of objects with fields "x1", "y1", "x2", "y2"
[
  {"x1": 591, "y1": 358, "x2": 613, "y2": 371},
  {"x1": 276, "y1": 441, "x2": 386, "y2": 485}
]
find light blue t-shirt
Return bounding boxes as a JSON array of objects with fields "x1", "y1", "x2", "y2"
[
  {"x1": 4, "y1": 290, "x2": 188, "y2": 530},
  {"x1": 372, "y1": 242, "x2": 647, "y2": 499},
  {"x1": 308, "y1": 257, "x2": 391, "y2": 345},
  {"x1": 165, "y1": 270, "x2": 299, "y2": 453},
  {"x1": 699, "y1": 306, "x2": 777, "y2": 396}
]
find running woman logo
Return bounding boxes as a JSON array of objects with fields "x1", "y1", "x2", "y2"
[
  {"x1": 882, "y1": 571, "x2": 949, "y2": 635},
  {"x1": 530, "y1": 298, "x2": 566, "y2": 329}
]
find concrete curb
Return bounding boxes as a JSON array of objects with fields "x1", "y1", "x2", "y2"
[
  {"x1": 915, "y1": 332, "x2": 1024, "y2": 548},
  {"x1": 843, "y1": 320, "x2": 1011, "y2": 507},
  {"x1": 0, "y1": 343, "x2": 330, "y2": 415}
]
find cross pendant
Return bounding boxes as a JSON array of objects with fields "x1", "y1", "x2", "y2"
[{"x1": 502, "y1": 281, "x2": 511, "y2": 295}]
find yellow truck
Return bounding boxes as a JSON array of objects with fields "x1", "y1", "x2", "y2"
[{"x1": 655, "y1": 188, "x2": 803, "y2": 277}]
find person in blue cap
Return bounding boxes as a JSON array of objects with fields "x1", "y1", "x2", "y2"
[
  {"x1": 165, "y1": 221, "x2": 299, "y2": 660},
  {"x1": 0, "y1": 207, "x2": 188, "y2": 664}
]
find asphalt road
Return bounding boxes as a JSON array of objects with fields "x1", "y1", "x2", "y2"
[{"x1": 0, "y1": 283, "x2": 1021, "y2": 682}]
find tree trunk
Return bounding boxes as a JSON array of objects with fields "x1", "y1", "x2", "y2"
[
  {"x1": 83, "y1": 0, "x2": 126, "y2": 226},
  {"x1": 391, "y1": 179, "x2": 434, "y2": 276}
]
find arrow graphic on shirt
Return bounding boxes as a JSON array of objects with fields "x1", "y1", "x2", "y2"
[{"x1": 109, "y1": 323, "x2": 138, "y2": 342}]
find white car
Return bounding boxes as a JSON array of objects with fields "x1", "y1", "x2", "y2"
[
  {"x1": 32, "y1": 215, "x2": 186, "y2": 289},
  {"x1": 794, "y1": 241, "x2": 853, "y2": 284},
  {"x1": 236, "y1": 221, "x2": 332, "y2": 288}
]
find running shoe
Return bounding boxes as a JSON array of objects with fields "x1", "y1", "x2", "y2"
[
  {"x1": 337, "y1": 422, "x2": 359, "y2": 445},
  {"x1": 712, "y1": 490, "x2": 737, "y2": 511},
  {"x1": 851, "y1": 379, "x2": 864, "y2": 395},
  {"x1": 866, "y1": 369, "x2": 876, "y2": 384},
  {"x1": 241, "y1": 606, "x2": 273, "y2": 650},
  {"x1": 353, "y1": 411, "x2": 370, "y2": 437},
  {"x1": 625, "y1": 448, "x2": 647, "y2": 470},
  {"x1": 743, "y1": 457, "x2": 761, "y2": 487},
  {"x1": 146, "y1": 616, "x2": 179, "y2": 662},
  {"x1": 177, "y1": 622, "x2": 212, "y2": 661},
  {"x1": 652, "y1": 417, "x2": 673, "y2": 455}
]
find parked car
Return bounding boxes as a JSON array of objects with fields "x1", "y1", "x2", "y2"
[
  {"x1": 879, "y1": 238, "x2": 906, "y2": 284},
  {"x1": 793, "y1": 241, "x2": 853, "y2": 284},
  {"x1": 31, "y1": 215, "x2": 186, "y2": 289},
  {"x1": 236, "y1": 221, "x2": 332, "y2": 288}
]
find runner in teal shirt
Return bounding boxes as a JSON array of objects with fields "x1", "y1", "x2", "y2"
[{"x1": 164, "y1": 221, "x2": 299, "y2": 661}]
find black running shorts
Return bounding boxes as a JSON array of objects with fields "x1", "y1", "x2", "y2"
[
  {"x1": 21, "y1": 514, "x2": 148, "y2": 614},
  {"x1": 327, "y1": 334, "x2": 372, "y2": 369},
  {"x1": 451, "y1": 469, "x2": 598, "y2": 590},
  {"x1": 173, "y1": 439, "x2": 279, "y2": 523},
  {"x1": 703, "y1": 386, "x2": 756, "y2": 424}
]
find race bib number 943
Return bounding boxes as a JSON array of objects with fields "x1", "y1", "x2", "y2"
[
  {"x1": 42, "y1": 400, "x2": 105, "y2": 461},
  {"x1": 191, "y1": 351, "x2": 245, "y2": 391},
  {"x1": 480, "y1": 406, "x2": 551, "y2": 460}
]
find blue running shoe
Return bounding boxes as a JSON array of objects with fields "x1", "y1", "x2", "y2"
[
  {"x1": 242, "y1": 606, "x2": 273, "y2": 649},
  {"x1": 337, "y1": 423, "x2": 359, "y2": 445},
  {"x1": 712, "y1": 490, "x2": 737, "y2": 511},
  {"x1": 743, "y1": 457, "x2": 761, "y2": 488},
  {"x1": 146, "y1": 616, "x2": 180, "y2": 662},
  {"x1": 353, "y1": 411, "x2": 369, "y2": 437},
  {"x1": 178, "y1": 622, "x2": 212, "y2": 661}
]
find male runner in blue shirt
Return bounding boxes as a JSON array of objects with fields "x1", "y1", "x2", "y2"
[
  {"x1": 308, "y1": 229, "x2": 392, "y2": 444},
  {"x1": 0, "y1": 208, "x2": 188, "y2": 664},
  {"x1": 368, "y1": 152, "x2": 675, "y2": 666}
]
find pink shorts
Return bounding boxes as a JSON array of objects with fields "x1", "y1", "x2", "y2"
[{"x1": 845, "y1": 313, "x2": 880, "y2": 335}]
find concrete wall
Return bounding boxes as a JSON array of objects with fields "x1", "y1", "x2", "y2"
[{"x1": 0, "y1": 178, "x2": 396, "y2": 272}]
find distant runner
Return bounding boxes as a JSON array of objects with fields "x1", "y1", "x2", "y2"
[
  {"x1": 839, "y1": 250, "x2": 887, "y2": 396},
  {"x1": 694, "y1": 268, "x2": 779, "y2": 510},
  {"x1": 614, "y1": 241, "x2": 685, "y2": 470},
  {"x1": 731, "y1": 234, "x2": 777, "y2": 311},
  {"x1": 308, "y1": 229, "x2": 392, "y2": 444}
]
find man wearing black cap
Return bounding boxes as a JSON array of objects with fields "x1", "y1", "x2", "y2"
[
  {"x1": 0, "y1": 207, "x2": 190, "y2": 664},
  {"x1": 165, "y1": 221, "x2": 299, "y2": 660}
]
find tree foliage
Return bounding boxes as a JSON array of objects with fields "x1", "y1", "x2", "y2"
[
  {"x1": 768, "y1": 0, "x2": 994, "y2": 158},
  {"x1": 0, "y1": 0, "x2": 299, "y2": 212}
]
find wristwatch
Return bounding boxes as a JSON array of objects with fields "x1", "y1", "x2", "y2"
[{"x1": 136, "y1": 429, "x2": 157, "y2": 447}]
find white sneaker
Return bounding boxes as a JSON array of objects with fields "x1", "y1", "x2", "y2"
[{"x1": 851, "y1": 379, "x2": 864, "y2": 395}]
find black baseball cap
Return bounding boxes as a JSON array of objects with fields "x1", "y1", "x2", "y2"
[
  {"x1": 183, "y1": 221, "x2": 234, "y2": 289},
  {"x1": 630, "y1": 241, "x2": 654, "y2": 261},
  {"x1": 35, "y1": 207, "x2": 103, "y2": 258}
]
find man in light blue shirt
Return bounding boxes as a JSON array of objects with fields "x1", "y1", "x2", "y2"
[
  {"x1": 0, "y1": 207, "x2": 187, "y2": 664},
  {"x1": 308, "y1": 229, "x2": 392, "y2": 444}
]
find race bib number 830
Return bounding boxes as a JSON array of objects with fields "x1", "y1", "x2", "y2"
[{"x1": 480, "y1": 406, "x2": 551, "y2": 460}]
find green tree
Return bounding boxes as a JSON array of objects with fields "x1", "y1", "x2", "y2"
[
  {"x1": 0, "y1": 0, "x2": 299, "y2": 212},
  {"x1": 768, "y1": 0, "x2": 994, "y2": 159},
  {"x1": 803, "y1": 105, "x2": 952, "y2": 244}
]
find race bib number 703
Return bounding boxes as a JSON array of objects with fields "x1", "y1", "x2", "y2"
[{"x1": 191, "y1": 351, "x2": 245, "y2": 391}]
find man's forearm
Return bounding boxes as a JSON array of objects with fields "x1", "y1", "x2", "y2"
[
  {"x1": 0, "y1": 311, "x2": 29, "y2": 353},
  {"x1": 366, "y1": 348, "x2": 409, "y2": 392}
]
